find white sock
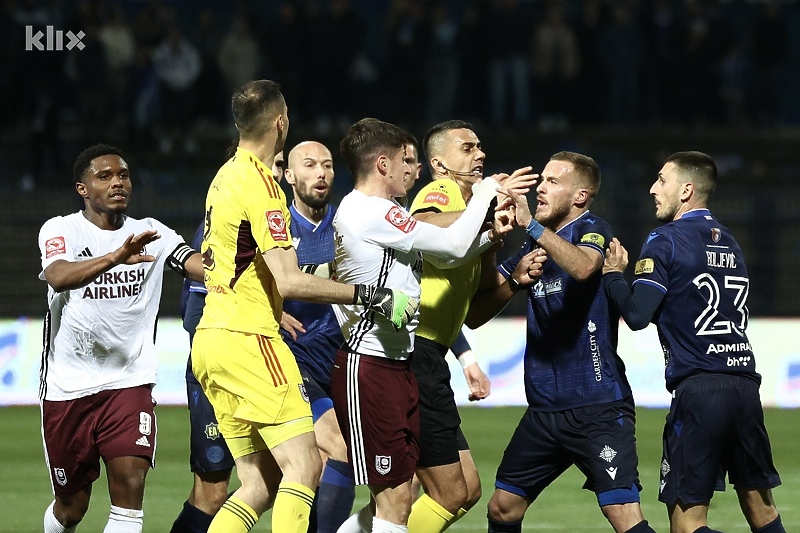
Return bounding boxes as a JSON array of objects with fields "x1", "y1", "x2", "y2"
[
  {"x1": 102, "y1": 505, "x2": 143, "y2": 533},
  {"x1": 372, "y1": 517, "x2": 407, "y2": 533},
  {"x1": 44, "y1": 500, "x2": 76, "y2": 533},
  {"x1": 337, "y1": 504, "x2": 374, "y2": 533}
]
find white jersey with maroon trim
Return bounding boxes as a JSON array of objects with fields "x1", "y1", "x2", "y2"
[
  {"x1": 333, "y1": 190, "x2": 423, "y2": 360},
  {"x1": 38, "y1": 212, "x2": 185, "y2": 400}
]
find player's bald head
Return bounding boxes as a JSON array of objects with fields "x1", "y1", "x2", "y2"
[{"x1": 287, "y1": 141, "x2": 332, "y2": 170}]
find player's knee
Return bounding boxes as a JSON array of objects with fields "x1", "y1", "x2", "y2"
[
  {"x1": 465, "y1": 482, "x2": 482, "y2": 509},
  {"x1": 600, "y1": 503, "x2": 644, "y2": 532},
  {"x1": 487, "y1": 491, "x2": 525, "y2": 523},
  {"x1": 56, "y1": 494, "x2": 90, "y2": 527},
  {"x1": 428, "y1": 477, "x2": 468, "y2": 512}
]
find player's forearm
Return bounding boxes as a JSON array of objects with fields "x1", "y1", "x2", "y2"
[
  {"x1": 414, "y1": 191, "x2": 493, "y2": 259},
  {"x1": 412, "y1": 210, "x2": 462, "y2": 228},
  {"x1": 537, "y1": 231, "x2": 598, "y2": 281},
  {"x1": 464, "y1": 275, "x2": 515, "y2": 329},
  {"x1": 602, "y1": 272, "x2": 664, "y2": 330},
  {"x1": 44, "y1": 255, "x2": 119, "y2": 292},
  {"x1": 277, "y1": 271, "x2": 355, "y2": 305}
]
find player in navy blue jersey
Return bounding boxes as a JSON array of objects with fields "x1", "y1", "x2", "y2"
[
  {"x1": 468, "y1": 151, "x2": 656, "y2": 533},
  {"x1": 602, "y1": 151, "x2": 784, "y2": 533},
  {"x1": 280, "y1": 140, "x2": 354, "y2": 533}
]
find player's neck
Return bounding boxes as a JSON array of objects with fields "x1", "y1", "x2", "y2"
[
  {"x1": 238, "y1": 139, "x2": 277, "y2": 169},
  {"x1": 82, "y1": 208, "x2": 125, "y2": 231},
  {"x1": 455, "y1": 177, "x2": 473, "y2": 203},
  {"x1": 293, "y1": 200, "x2": 327, "y2": 225},
  {"x1": 674, "y1": 202, "x2": 707, "y2": 220}
]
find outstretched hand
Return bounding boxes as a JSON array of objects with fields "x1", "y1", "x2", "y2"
[
  {"x1": 603, "y1": 237, "x2": 629, "y2": 274},
  {"x1": 112, "y1": 230, "x2": 160, "y2": 265}
]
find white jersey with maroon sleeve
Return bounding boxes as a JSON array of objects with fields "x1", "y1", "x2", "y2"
[
  {"x1": 333, "y1": 191, "x2": 424, "y2": 360},
  {"x1": 38, "y1": 212, "x2": 186, "y2": 401}
]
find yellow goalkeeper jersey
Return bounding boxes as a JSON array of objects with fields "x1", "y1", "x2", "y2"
[{"x1": 197, "y1": 147, "x2": 292, "y2": 337}]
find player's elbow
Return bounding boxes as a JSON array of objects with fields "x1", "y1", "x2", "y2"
[{"x1": 623, "y1": 314, "x2": 651, "y2": 331}]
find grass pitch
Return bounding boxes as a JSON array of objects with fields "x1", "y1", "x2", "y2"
[{"x1": 2, "y1": 405, "x2": 797, "y2": 532}]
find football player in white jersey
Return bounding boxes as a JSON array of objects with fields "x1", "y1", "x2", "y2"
[
  {"x1": 329, "y1": 118, "x2": 532, "y2": 533},
  {"x1": 38, "y1": 144, "x2": 205, "y2": 533}
]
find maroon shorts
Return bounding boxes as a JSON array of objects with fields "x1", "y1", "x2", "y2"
[
  {"x1": 41, "y1": 385, "x2": 157, "y2": 496},
  {"x1": 331, "y1": 350, "x2": 419, "y2": 487}
]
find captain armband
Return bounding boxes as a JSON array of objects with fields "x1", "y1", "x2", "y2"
[{"x1": 167, "y1": 243, "x2": 198, "y2": 276}]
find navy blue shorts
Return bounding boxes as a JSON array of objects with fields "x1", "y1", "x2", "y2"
[
  {"x1": 297, "y1": 364, "x2": 334, "y2": 423},
  {"x1": 186, "y1": 360, "x2": 235, "y2": 473},
  {"x1": 411, "y1": 337, "x2": 466, "y2": 468},
  {"x1": 495, "y1": 399, "x2": 642, "y2": 506},
  {"x1": 659, "y1": 373, "x2": 781, "y2": 506}
]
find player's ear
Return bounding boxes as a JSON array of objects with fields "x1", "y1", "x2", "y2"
[
  {"x1": 681, "y1": 181, "x2": 694, "y2": 201},
  {"x1": 574, "y1": 188, "x2": 589, "y2": 207},
  {"x1": 377, "y1": 155, "x2": 389, "y2": 175},
  {"x1": 284, "y1": 168, "x2": 295, "y2": 185},
  {"x1": 75, "y1": 181, "x2": 88, "y2": 198}
]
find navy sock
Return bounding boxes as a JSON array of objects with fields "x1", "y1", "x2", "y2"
[
  {"x1": 488, "y1": 516, "x2": 522, "y2": 533},
  {"x1": 170, "y1": 500, "x2": 214, "y2": 533},
  {"x1": 753, "y1": 515, "x2": 785, "y2": 533},
  {"x1": 625, "y1": 520, "x2": 656, "y2": 533},
  {"x1": 315, "y1": 459, "x2": 355, "y2": 533},
  {"x1": 693, "y1": 527, "x2": 725, "y2": 533}
]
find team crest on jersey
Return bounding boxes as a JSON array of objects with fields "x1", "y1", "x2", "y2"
[
  {"x1": 266, "y1": 210, "x2": 288, "y2": 241},
  {"x1": 54, "y1": 467, "x2": 67, "y2": 486},
  {"x1": 423, "y1": 192, "x2": 450, "y2": 206},
  {"x1": 45, "y1": 236, "x2": 66, "y2": 258},
  {"x1": 205, "y1": 422, "x2": 221, "y2": 441},
  {"x1": 711, "y1": 227, "x2": 722, "y2": 243},
  {"x1": 634, "y1": 258, "x2": 654, "y2": 275},
  {"x1": 580, "y1": 232, "x2": 605, "y2": 248},
  {"x1": 385, "y1": 206, "x2": 416, "y2": 233},
  {"x1": 375, "y1": 455, "x2": 392, "y2": 475},
  {"x1": 599, "y1": 445, "x2": 617, "y2": 463},
  {"x1": 299, "y1": 383, "x2": 309, "y2": 403}
]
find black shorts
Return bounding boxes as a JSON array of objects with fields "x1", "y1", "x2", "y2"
[
  {"x1": 659, "y1": 373, "x2": 781, "y2": 506},
  {"x1": 495, "y1": 399, "x2": 642, "y2": 504},
  {"x1": 186, "y1": 360, "x2": 235, "y2": 474},
  {"x1": 297, "y1": 364, "x2": 334, "y2": 423},
  {"x1": 410, "y1": 337, "x2": 466, "y2": 468}
]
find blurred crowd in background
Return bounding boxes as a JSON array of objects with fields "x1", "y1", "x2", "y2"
[
  {"x1": 1, "y1": 0, "x2": 799, "y2": 189},
  {"x1": 1, "y1": 0, "x2": 800, "y2": 318}
]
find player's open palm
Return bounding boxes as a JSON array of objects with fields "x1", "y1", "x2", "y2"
[
  {"x1": 603, "y1": 237, "x2": 628, "y2": 274},
  {"x1": 113, "y1": 230, "x2": 160, "y2": 265}
]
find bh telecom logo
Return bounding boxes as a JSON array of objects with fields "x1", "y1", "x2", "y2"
[{"x1": 25, "y1": 26, "x2": 85, "y2": 51}]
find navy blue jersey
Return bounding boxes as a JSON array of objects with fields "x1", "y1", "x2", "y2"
[
  {"x1": 499, "y1": 211, "x2": 631, "y2": 410},
  {"x1": 282, "y1": 204, "x2": 344, "y2": 386},
  {"x1": 632, "y1": 209, "x2": 759, "y2": 391},
  {"x1": 180, "y1": 222, "x2": 207, "y2": 320}
]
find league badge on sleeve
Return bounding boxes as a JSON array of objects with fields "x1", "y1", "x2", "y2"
[
  {"x1": 266, "y1": 210, "x2": 288, "y2": 241},
  {"x1": 45, "y1": 236, "x2": 66, "y2": 258},
  {"x1": 385, "y1": 206, "x2": 416, "y2": 233},
  {"x1": 634, "y1": 258, "x2": 655, "y2": 275}
]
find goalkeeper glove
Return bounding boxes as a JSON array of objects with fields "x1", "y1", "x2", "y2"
[{"x1": 353, "y1": 285, "x2": 419, "y2": 331}]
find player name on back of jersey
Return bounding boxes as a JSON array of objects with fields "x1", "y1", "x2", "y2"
[
  {"x1": 81, "y1": 267, "x2": 145, "y2": 299},
  {"x1": 706, "y1": 250, "x2": 737, "y2": 268}
]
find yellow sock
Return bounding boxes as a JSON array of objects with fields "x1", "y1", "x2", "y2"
[
  {"x1": 443, "y1": 508, "x2": 468, "y2": 531},
  {"x1": 272, "y1": 481, "x2": 315, "y2": 533},
  {"x1": 208, "y1": 497, "x2": 258, "y2": 533},
  {"x1": 407, "y1": 493, "x2": 454, "y2": 533}
]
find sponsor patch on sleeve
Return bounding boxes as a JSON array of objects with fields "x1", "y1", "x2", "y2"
[
  {"x1": 266, "y1": 210, "x2": 288, "y2": 242},
  {"x1": 580, "y1": 232, "x2": 605, "y2": 248},
  {"x1": 385, "y1": 205, "x2": 417, "y2": 233},
  {"x1": 634, "y1": 258, "x2": 655, "y2": 275},
  {"x1": 45, "y1": 236, "x2": 66, "y2": 259}
]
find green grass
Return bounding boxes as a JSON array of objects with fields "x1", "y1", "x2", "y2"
[{"x1": 3, "y1": 405, "x2": 798, "y2": 532}]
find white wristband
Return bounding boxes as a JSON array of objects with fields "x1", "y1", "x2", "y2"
[{"x1": 458, "y1": 350, "x2": 477, "y2": 369}]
